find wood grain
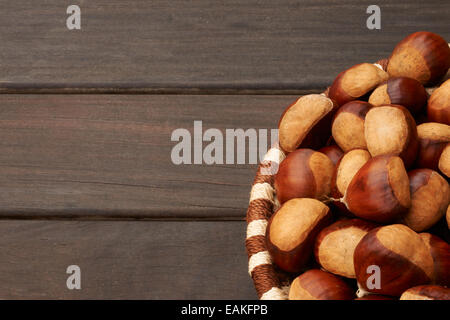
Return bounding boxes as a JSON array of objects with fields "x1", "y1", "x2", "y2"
[
  {"x1": 0, "y1": 94, "x2": 295, "y2": 219},
  {"x1": 1, "y1": 1, "x2": 448, "y2": 300},
  {"x1": 0, "y1": 220, "x2": 255, "y2": 299},
  {"x1": 1, "y1": 0, "x2": 449, "y2": 93}
]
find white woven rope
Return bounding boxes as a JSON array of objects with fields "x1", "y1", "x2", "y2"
[
  {"x1": 248, "y1": 251, "x2": 272, "y2": 275},
  {"x1": 247, "y1": 147, "x2": 286, "y2": 299},
  {"x1": 261, "y1": 287, "x2": 289, "y2": 300},
  {"x1": 249, "y1": 182, "x2": 274, "y2": 203},
  {"x1": 246, "y1": 219, "x2": 268, "y2": 239},
  {"x1": 263, "y1": 147, "x2": 285, "y2": 164}
]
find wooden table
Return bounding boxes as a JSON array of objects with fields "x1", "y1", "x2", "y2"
[{"x1": 0, "y1": 0, "x2": 448, "y2": 299}]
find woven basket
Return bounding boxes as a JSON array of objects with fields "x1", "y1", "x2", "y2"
[
  {"x1": 245, "y1": 58, "x2": 401, "y2": 300},
  {"x1": 246, "y1": 146, "x2": 290, "y2": 299}
]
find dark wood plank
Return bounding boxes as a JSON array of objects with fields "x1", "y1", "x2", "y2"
[
  {"x1": 0, "y1": 94, "x2": 294, "y2": 219},
  {"x1": 1, "y1": 0, "x2": 449, "y2": 92},
  {"x1": 0, "y1": 220, "x2": 255, "y2": 299}
]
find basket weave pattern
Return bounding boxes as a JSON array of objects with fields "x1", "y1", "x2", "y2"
[{"x1": 245, "y1": 147, "x2": 289, "y2": 299}]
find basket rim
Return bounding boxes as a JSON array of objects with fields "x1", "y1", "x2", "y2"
[{"x1": 245, "y1": 146, "x2": 288, "y2": 300}]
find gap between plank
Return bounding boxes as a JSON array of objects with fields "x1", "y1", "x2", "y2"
[
  {"x1": 0, "y1": 216, "x2": 246, "y2": 222},
  {"x1": 0, "y1": 84, "x2": 324, "y2": 95},
  {"x1": 0, "y1": 208, "x2": 248, "y2": 221}
]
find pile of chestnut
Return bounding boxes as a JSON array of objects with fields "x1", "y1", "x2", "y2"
[{"x1": 267, "y1": 31, "x2": 450, "y2": 300}]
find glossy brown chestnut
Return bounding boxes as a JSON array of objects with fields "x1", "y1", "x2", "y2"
[
  {"x1": 439, "y1": 143, "x2": 450, "y2": 178},
  {"x1": 329, "y1": 63, "x2": 389, "y2": 106},
  {"x1": 428, "y1": 79, "x2": 450, "y2": 125},
  {"x1": 447, "y1": 205, "x2": 450, "y2": 229},
  {"x1": 331, "y1": 149, "x2": 371, "y2": 215},
  {"x1": 364, "y1": 104, "x2": 418, "y2": 168},
  {"x1": 368, "y1": 77, "x2": 428, "y2": 115},
  {"x1": 387, "y1": 31, "x2": 450, "y2": 85},
  {"x1": 400, "y1": 285, "x2": 450, "y2": 300},
  {"x1": 266, "y1": 198, "x2": 332, "y2": 273},
  {"x1": 402, "y1": 169, "x2": 449, "y2": 232},
  {"x1": 354, "y1": 224, "x2": 434, "y2": 296},
  {"x1": 278, "y1": 94, "x2": 338, "y2": 152},
  {"x1": 331, "y1": 101, "x2": 372, "y2": 152},
  {"x1": 331, "y1": 149, "x2": 371, "y2": 201},
  {"x1": 314, "y1": 218, "x2": 377, "y2": 278},
  {"x1": 342, "y1": 155, "x2": 411, "y2": 223},
  {"x1": 289, "y1": 269, "x2": 354, "y2": 300},
  {"x1": 419, "y1": 233, "x2": 450, "y2": 287},
  {"x1": 416, "y1": 122, "x2": 450, "y2": 171},
  {"x1": 318, "y1": 144, "x2": 344, "y2": 167},
  {"x1": 274, "y1": 149, "x2": 334, "y2": 204}
]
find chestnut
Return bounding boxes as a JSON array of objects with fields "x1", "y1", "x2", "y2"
[
  {"x1": 400, "y1": 285, "x2": 450, "y2": 300},
  {"x1": 331, "y1": 101, "x2": 372, "y2": 152},
  {"x1": 419, "y1": 233, "x2": 450, "y2": 287},
  {"x1": 364, "y1": 104, "x2": 418, "y2": 168},
  {"x1": 342, "y1": 155, "x2": 411, "y2": 223},
  {"x1": 416, "y1": 122, "x2": 450, "y2": 171},
  {"x1": 314, "y1": 218, "x2": 377, "y2": 278},
  {"x1": 278, "y1": 94, "x2": 338, "y2": 152},
  {"x1": 401, "y1": 169, "x2": 449, "y2": 232},
  {"x1": 331, "y1": 149, "x2": 371, "y2": 203},
  {"x1": 447, "y1": 205, "x2": 450, "y2": 229},
  {"x1": 329, "y1": 63, "x2": 389, "y2": 106},
  {"x1": 368, "y1": 77, "x2": 428, "y2": 115},
  {"x1": 274, "y1": 149, "x2": 334, "y2": 204},
  {"x1": 354, "y1": 224, "x2": 434, "y2": 296},
  {"x1": 318, "y1": 144, "x2": 344, "y2": 167},
  {"x1": 289, "y1": 269, "x2": 354, "y2": 300},
  {"x1": 387, "y1": 31, "x2": 450, "y2": 85},
  {"x1": 266, "y1": 198, "x2": 332, "y2": 273},
  {"x1": 428, "y1": 79, "x2": 450, "y2": 125},
  {"x1": 439, "y1": 143, "x2": 450, "y2": 178}
]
